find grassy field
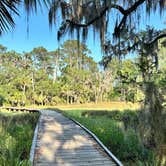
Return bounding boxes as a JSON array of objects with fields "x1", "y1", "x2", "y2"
[
  {"x1": 55, "y1": 101, "x2": 140, "y2": 110},
  {"x1": 23, "y1": 101, "x2": 140, "y2": 111},
  {"x1": 0, "y1": 109, "x2": 39, "y2": 166}
]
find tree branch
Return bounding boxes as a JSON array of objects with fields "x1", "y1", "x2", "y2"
[
  {"x1": 65, "y1": 0, "x2": 146, "y2": 33},
  {"x1": 114, "y1": 0, "x2": 146, "y2": 36},
  {"x1": 125, "y1": 0, "x2": 145, "y2": 15},
  {"x1": 145, "y1": 33, "x2": 166, "y2": 46},
  {"x1": 65, "y1": 3, "x2": 126, "y2": 27},
  {"x1": 111, "y1": 4, "x2": 126, "y2": 14},
  {"x1": 114, "y1": 15, "x2": 127, "y2": 37},
  {"x1": 66, "y1": 6, "x2": 109, "y2": 27}
]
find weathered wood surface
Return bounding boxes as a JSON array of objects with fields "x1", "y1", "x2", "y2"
[{"x1": 33, "y1": 110, "x2": 118, "y2": 166}]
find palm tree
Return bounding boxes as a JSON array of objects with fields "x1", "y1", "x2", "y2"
[
  {"x1": 0, "y1": 0, "x2": 20, "y2": 34},
  {"x1": 0, "y1": 0, "x2": 50, "y2": 35}
]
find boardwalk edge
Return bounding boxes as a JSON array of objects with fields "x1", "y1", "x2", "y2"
[
  {"x1": 70, "y1": 118, "x2": 124, "y2": 166},
  {"x1": 30, "y1": 115, "x2": 40, "y2": 165}
]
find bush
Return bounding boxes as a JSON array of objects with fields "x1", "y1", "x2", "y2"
[
  {"x1": 81, "y1": 110, "x2": 123, "y2": 120},
  {"x1": 109, "y1": 128, "x2": 151, "y2": 162},
  {"x1": 108, "y1": 125, "x2": 125, "y2": 158},
  {"x1": 51, "y1": 96, "x2": 65, "y2": 105},
  {"x1": 122, "y1": 110, "x2": 139, "y2": 130}
]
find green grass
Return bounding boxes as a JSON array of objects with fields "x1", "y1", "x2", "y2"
[{"x1": 0, "y1": 110, "x2": 40, "y2": 166}]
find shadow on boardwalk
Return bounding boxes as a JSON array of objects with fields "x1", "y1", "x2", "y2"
[{"x1": 33, "y1": 110, "x2": 117, "y2": 166}]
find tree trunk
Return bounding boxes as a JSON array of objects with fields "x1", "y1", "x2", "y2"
[
  {"x1": 53, "y1": 59, "x2": 59, "y2": 83},
  {"x1": 23, "y1": 84, "x2": 26, "y2": 95},
  {"x1": 32, "y1": 72, "x2": 35, "y2": 104},
  {"x1": 66, "y1": 91, "x2": 69, "y2": 104}
]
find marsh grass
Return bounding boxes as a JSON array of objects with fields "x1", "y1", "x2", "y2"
[
  {"x1": 33, "y1": 101, "x2": 140, "y2": 111},
  {"x1": 0, "y1": 110, "x2": 39, "y2": 166},
  {"x1": 55, "y1": 102, "x2": 140, "y2": 110}
]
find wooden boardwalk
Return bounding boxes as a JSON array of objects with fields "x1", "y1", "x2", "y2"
[{"x1": 33, "y1": 110, "x2": 119, "y2": 166}]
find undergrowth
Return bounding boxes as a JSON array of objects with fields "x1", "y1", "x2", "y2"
[{"x1": 0, "y1": 111, "x2": 39, "y2": 166}]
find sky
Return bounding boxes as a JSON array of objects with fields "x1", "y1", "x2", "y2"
[{"x1": 0, "y1": 3, "x2": 165, "y2": 62}]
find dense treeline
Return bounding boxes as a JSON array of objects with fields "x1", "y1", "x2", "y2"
[{"x1": 0, "y1": 39, "x2": 165, "y2": 107}]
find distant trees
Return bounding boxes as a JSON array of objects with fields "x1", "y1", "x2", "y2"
[
  {"x1": 0, "y1": 35, "x2": 165, "y2": 107},
  {"x1": 0, "y1": 40, "x2": 147, "y2": 106},
  {"x1": 0, "y1": 41, "x2": 101, "y2": 105},
  {"x1": 1, "y1": 38, "x2": 165, "y2": 106},
  {"x1": 58, "y1": 40, "x2": 98, "y2": 104}
]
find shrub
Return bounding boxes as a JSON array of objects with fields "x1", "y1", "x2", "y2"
[
  {"x1": 108, "y1": 128, "x2": 150, "y2": 162},
  {"x1": 122, "y1": 110, "x2": 139, "y2": 130},
  {"x1": 108, "y1": 125, "x2": 125, "y2": 158},
  {"x1": 81, "y1": 110, "x2": 123, "y2": 120}
]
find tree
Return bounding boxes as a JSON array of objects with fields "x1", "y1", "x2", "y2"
[
  {"x1": 59, "y1": 40, "x2": 98, "y2": 104},
  {"x1": 60, "y1": 40, "x2": 91, "y2": 69},
  {"x1": 1, "y1": 1, "x2": 166, "y2": 46},
  {"x1": 0, "y1": 45, "x2": 56, "y2": 105},
  {"x1": 0, "y1": 0, "x2": 50, "y2": 34},
  {"x1": 49, "y1": 50, "x2": 61, "y2": 82},
  {"x1": 31, "y1": 47, "x2": 51, "y2": 73},
  {"x1": 0, "y1": 42, "x2": 100, "y2": 105},
  {"x1": 48, "y1": 1, "x2": 166, "y2": 45},
  {"x1": 0, "y1": 0, "x2": 20, "y2": 35},
  {"x1": 0, "y1": 45, "x2": 7, "y2": 53}
]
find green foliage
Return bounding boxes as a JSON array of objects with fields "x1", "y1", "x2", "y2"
[
  {"x1": 82, "y1": 110, "x2": 122, "y2": 120},
  {"x1": 109, "y1": 128, "x2": 148, "y2": 161},
  {"x1": 0, "y1": 111, "x2": 39, "y2": 165},
  {"x1": 0, "y1": 95, "x2": 5, "y2": 106},
  {"x1": 1, "y1": 38, "x2": 164, "y2": 106},
  {"x1": 0, "y1": 41, "x2": 101, "y2": 105},
  {"x1": 82, "y1": 109, "x2": 138, "y2": 124},
  {"x1": 51, "y1": 96, "x2": 65, "y2": 105},
  {"x1": 0, "y1": 40, "x2": 145, "y2": 105}
]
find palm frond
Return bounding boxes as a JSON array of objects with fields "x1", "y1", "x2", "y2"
[
  {"x1": 0, "y1": 0, "x2": 21, "y2": 35},
  {"x1": 0, "y1": 0, "x2": 51, "y2": 35}
]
